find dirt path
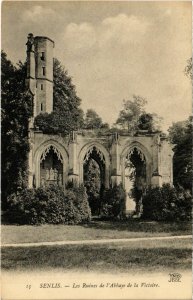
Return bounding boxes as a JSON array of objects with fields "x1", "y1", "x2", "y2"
[{"x1": 1, "y1": 234, "x2": 192, "y2": 248}]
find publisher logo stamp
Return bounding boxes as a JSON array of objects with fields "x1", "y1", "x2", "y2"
[{"x1": 168, "y1": 273, "x2": 182, "y2": 282}]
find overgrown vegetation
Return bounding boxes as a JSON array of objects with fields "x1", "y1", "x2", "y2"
[
  {"x1": 1, "y1": 51, "x2": 33, "y2": 208},
  {"x1": 83, "y1": 109, "x2": 109, "y2": 130},
  {"x1": 6, "y1": 185, "x2": 91, "y2": 225},
  {"x1": 142, "y1": 184, "x2": 192, "y2": 221},
  {"x1": 2, "y1": 47, "x2": 192, "y2": 226},
  {"x1": 115, "y1": 95, "x2": 162, "y2": 135},
  {"x1": 84, "y1": 159, "x2": 102, "y2": 215},
  {"x1": 168, "y1": 117, "x2": 192, "y2": 190},
  {"x1": 101, "y1": 184, "x2": 126, "y2": 218}
]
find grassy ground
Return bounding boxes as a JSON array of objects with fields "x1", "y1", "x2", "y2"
[
  {"x1": 1, "y1": 238, "x2": 191, "y2": 273},
  {"x1": 1, "y1": 220, "x2": 192, "y2": 244}
]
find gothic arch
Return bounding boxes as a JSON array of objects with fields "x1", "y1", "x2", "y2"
[
  {"x1": 78, "y1": 142, "x2": 110, "y2": 188},
  {"x1": 34, "y1": 140, "x2": 69, "y2": 187},
  {"x1": 120, "y1": 142, "x2": 152, "y2": 186}
]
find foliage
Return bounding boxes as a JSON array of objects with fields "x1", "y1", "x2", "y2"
[
  {"x1": 101, "y1": 184, "x2": 126, "y2": 218},
  {"x1": 35, "y1": 58, "x2": 84, "y2": 134},
  {"x1": 70, "y1": 185, "x2": 92, "y2": 223},
  {"x1": 138, "y1": 113, "x2": 154, "y2": 131},
  {"x1": 168, "y1": 117, "x2": 192, "y2": 190},
  {"x1": 142, "y1": 184, "x2": 192, "y2": 221},
  {"x1": 83, "y1": 109, "x2": 109, "y2": 130},
  {"x1": 116, "y1": 95, "x2": 147, "y2": 134},
  {"x1": 138, "y1": 113, "x2": 162, "y2": 132},
  {"x1": 115, "y1": 95, "x2": 162, "y2": 134},
  {"x1": 84, "y1": 159, "x2": 102, "y2": 215},
  {"x1": 1, "y1": 51, "x2": 33, "y2": 207},
  {"x1": 7, "y1": 185, "x2": 91, "y2": 225},
  {"x1": 184, "y1": 57, "x2": 192, "y2": 80}
]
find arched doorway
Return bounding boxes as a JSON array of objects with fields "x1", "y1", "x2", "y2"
[
  {"x1": 83, "y1": 146, "x2": 105, "y2": 215},
  {"x1": 124, "y1": 147, "x2": 147, "y2": 214},
  {"x1": 40, "y1": 145, "x2": 63, "y2": 187}
]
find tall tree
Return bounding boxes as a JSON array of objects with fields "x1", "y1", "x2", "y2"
[
  {"x1": 1, "y1": 51, "x2": 33, "y2": 206},
  {"x1": 116, "y1": 96, "x2": 162, "y2": 134},
  {"x1": 35, "y1": 58, "x2": 84, "y2": 133},
  {"x1": 168, "y1": 58, "x2": 193, "y2": 190},
  {"x1": 83, "y1": 109, "x2": 109, "y2": 129},
  {"x1": 168, "y1": 117, "x2": 192, "y2": 190},
  {"x1": 116, "y1": 95, "x2": 147, "y2": 134}
]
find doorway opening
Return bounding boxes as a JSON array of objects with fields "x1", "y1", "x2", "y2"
[
  {"x1": 124, "y1": 147, "x2": 147, "y2": 214},
  {"x1": 83, "y1": 146, "x2": 105, "y2": 216}
]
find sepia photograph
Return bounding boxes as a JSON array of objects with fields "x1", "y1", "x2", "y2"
[{"x1": 1, "y1": 1, "x2": 192, "y2": 299}]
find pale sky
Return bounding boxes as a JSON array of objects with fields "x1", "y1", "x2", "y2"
[{"x1": 2, "y1": 1, "x2": 192, "y2": 131}]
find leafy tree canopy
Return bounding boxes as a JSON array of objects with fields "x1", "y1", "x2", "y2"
[
  {"x1": 35, "y1": 58, "x2": 84, "y2": 134},
  {"x1": 116, "y1": 95, "x2": 147, "y2": 133},
  {"x1": 168, "y1": 117, "x2": 192, "y2": 190},
  {"x1": 83, "y1": 109, "x2": 109, "y2": 130},
  {"x1": 138, "y1": 113, "x2": 163, "y2": 132},
  {"x1": 115, "y1": 95, "x2": 162, "y2": 134},
  {"x1": 1, "y1": 51, "x2": 33, "y2": 205}
]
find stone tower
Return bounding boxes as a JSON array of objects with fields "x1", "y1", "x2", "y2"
[{"x1": 26, "y1": 33, "x2": 54, "y2": 118}]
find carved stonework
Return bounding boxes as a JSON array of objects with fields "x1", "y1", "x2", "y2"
[
  {"x1": 40, "y1": 145, "x2": 63, "y2": 163},
  {"x1": 69, "y1": 131, "x2": 77, "y2": 143},
  {"x1": 83, "y1": 146, "x2": 105, "y2": 163},
  {"x1": 31, "y1": 127, "x2": 173, "y2": 190},
  {"x1": 126, "y1": 147, "x2": 146, "y2": 162},
  {"x1": 112, "y1": 132, "x2": 119, "y2": 144}
]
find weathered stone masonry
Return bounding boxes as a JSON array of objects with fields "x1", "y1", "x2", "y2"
[{"x1": 26, "y1": 34, "x2": 174, "y2": 211}]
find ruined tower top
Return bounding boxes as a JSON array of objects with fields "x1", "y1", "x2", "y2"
[{"x1": 26, "y1": 33, "x2": 54, "y2": 117}]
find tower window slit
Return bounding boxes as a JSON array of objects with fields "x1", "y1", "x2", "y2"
[
  {"x1": 41, "y1": 84, "x2": 43, "y2": 90},
  {"x1": 41, "y1": 52, "x2": 45, "y2": 61},
  {"x1": 41, "y1": 103, "x2": 43, "y2": 111},
  {"x1": 42, "y1": 67, "x2": 46, "y2": 76}
]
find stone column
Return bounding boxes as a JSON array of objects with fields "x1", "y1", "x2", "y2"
[
  {"x1": 151, "y1": 134, "x2": 162, "y2": 187},
  {"x1": 159, "y1": 139, "x2": 174, "y2": 185},
  {"x1": 68, "y1": 131, "x2": 79, "y2": 184},
  {"x1": 27, "y1": 129, "x2": 34, "y2": 188},
  {"x1": 151, "y1": 170, "x2": 162, "y2": 187},
  {"x1": 111, "y1": 133, "x2": 121, "y2": 186}
]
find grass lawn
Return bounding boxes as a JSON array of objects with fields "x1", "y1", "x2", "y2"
[
  {"x1": 1, "y1": 238, "x2": 191, "y2": 273},
  {"x1": 1, "y1": 220, "x2": 192, "y2": 244}
]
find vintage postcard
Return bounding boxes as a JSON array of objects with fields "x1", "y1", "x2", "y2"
[{"x1": 1, "y1": 1, "x2": 192, "y2": 299}]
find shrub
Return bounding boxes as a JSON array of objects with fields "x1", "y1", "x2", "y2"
[
  {"x1": 7, "y1": 184, "x2": 91, "y2": 225},
  {"x1": 72, "y1": 185, "x2": 92, "y2": 222},
  {"x1": 6, "y1": 188, "x2": 36, "y2": 224},
  {"x1": 63, "y1": 185, "x2": 91, "y2": 224},
  {"x1": 142, "y1": 184, "x2": 192, "y2": 221},
  {"x1": 101, "y1": 183, "x2": 126, "y2": 218}
]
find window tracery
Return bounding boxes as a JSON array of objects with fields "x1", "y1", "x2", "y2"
[
  {"x1": 83, "y1": 146, "x2": 105, "y2": 164},
  {"x1": 125, "y1": 147, "x2": 146, "y2": 163},
  {"x1": 40, "y1": 145, "x2": 63, "y2": 163}
]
